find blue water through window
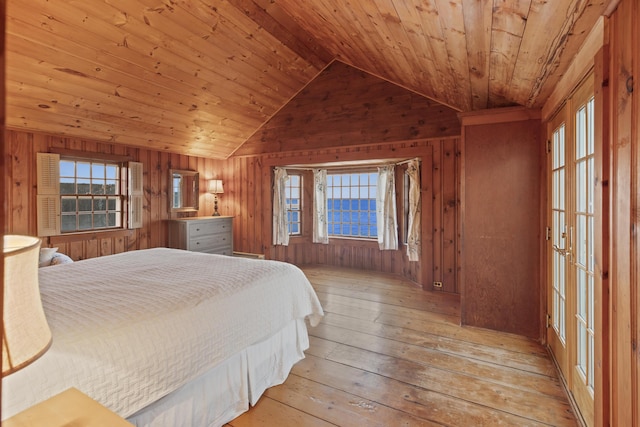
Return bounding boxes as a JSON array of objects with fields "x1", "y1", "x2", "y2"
[{"x1": 327, "y1": 172, "x2": 378, "y2": 238}]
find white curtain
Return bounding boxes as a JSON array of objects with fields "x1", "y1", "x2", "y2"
[
  {"x1": 272, "y1": 167, "x2": 289, "y2": 246},
  {"x1": 312, "y1": 169, "x2": 329, "y2": 244},
  {"x1": 376, "y1": 165, "x2": 398, "y2": 250},
  {"x1": 406, "y1": 159, "x2": 421, "y2": 261}
]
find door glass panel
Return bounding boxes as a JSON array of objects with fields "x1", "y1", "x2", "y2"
[
  {"x1": 552, "y1": 124, "x2": 567, "y2": 343},
  {"x1": 575, "y1": 98, "x2": 595, "y2": 392}
]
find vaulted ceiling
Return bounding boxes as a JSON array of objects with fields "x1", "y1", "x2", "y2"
[{"x1": 5, "y1": 0, "x2": 606, "y2": 159}]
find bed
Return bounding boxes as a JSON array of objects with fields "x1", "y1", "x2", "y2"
[{"x1": 2, "y1": 248, "x2": 324, "y2": 426}]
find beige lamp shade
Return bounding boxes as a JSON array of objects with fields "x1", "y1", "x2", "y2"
[
  {"x1": 2, "y1": 235, "x2": 52, "y2": 376},
  {"x1": 207, "y1": 179, "x2": 224, "y2": 194}
]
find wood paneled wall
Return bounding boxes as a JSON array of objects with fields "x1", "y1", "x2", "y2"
[
  {"x1": 3, "y1": 129, "x2": 226, "y2": 258},
  {"x1": 607, "y1": 0, "x2": 638, "y2": 425},
  {"x1": 3, "y1": 129, "x2": 460, "y2": 292},
  {"x1": 233, "y1": 61, "x2": 461, "y2": 157},
  {"x1": 460, "y1": 110, "x2": 542, "y2": 339},
  {"x1": 224, "y1": 137, "x2": 461, "y2": 293}
]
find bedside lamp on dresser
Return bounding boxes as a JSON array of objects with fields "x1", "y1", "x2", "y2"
[
  {"x1": 207, "y1": 179, "x2": 224, "y2": 216},
  {"x1": 2, "y1": 235, "x2": 133, "y2": 427}
]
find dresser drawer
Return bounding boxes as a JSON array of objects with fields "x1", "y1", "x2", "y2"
[
  {"x1": 188, "y1": 233, "x2": 231, "y2": 252},
  {"x1": 167, "y1": 217, "x2": 233, "y2": 256},
  {"x1": 188, "y1": 218, "x2": 232, "y2": 238}
]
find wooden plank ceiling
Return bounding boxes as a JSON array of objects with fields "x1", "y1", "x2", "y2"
[{"x1": 5, "y1": 0, "x2": 606, "y2": 159}]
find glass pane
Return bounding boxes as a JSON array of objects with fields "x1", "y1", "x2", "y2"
[
  {"x1": 588, "y1": 157, "x2": 594, "y2": 214},
  {"x1": 94, "y1": 198, "x2": 107, "y2": 211},
  {"x1": 92, "y1": 164, "x2": 105, "y2": 179},
  {"x1": 589, "y1": 275, "x2": 595, "y2": 329},
  {"x1": 106, "y1": 180, "x2": 118, "y2": 195},
  {"x1": 559, "y1": 169, "x2": 565, "y2": 210},
  {"x1": 578, "y1": 322, "x2": 587, "y2": 375},
  {"x1": 92, "y1": 181, "x2": 105, "y2": 195},
  {"x1": 106, "y1": 165, "x2": 118, "y2": 179},
  {"x1": 78, "y1": 198, "x2": 92, "y2": 211},
  {"x1": 576, "y1": 161, "x2": 586, "y2": 212},
  {"x1": 107, "y1": 213, "x2": 120, "y2": 227},
  {"x1": 78, "y1": 213, "x2": 92, "y2": 230},
  {"x1": 61, "y1": 197, "x2": 76, "y2": 213},
  {"x1": 61, "y1": 214, "x2": 76, "y2": 232},
  {"x1": 60, "y1": 160, "x2": 75, "y2": 177},
  {"x1": 588, "y1": 333, "x2": 595, "y2": 388},
  {"x1": 60, "y1": 178, "x2": 75, "y2": 195},
  {"x1": 94, "y1": 214, "x2": 107, "y2": 228},
  {"x1": 577, "y1": 214, "x2": 587, "y2": 267},
  {"x1": 588, "y1": 98, "x2": 595, "y2": 155},
  {"x1": 578, "y1": 269, "x2": 587, "y2": 317},
  {"x1": 77, "y1": 179, "x2": 91, "y2": 195},
  {"x1": 553, "y1": 124, "x2": 565, "y2": 168},
  {"x1": 560, "y1": 293, "x2": 565, "y2": 341},
  {"x1": 77, "y1": 162, "x2": 91, "y2": 178},
  {"x1": 589, "y1": 216, "x2": 594, "y2": 271},
  {"x1": 576, "y1": 106, "x2": 586, "y2": 159}
]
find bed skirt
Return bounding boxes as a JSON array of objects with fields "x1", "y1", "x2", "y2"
[{"x1": 127, "y1": 318, "x2": 309, "y2": 427}]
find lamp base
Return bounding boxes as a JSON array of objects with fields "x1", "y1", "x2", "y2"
[{"x1": 212, "y1": 195, "x2": 220, "y2": 216}]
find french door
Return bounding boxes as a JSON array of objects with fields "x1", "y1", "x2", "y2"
[{"x1": 547, "y1": 73, "x2": 595, "y2": 426}]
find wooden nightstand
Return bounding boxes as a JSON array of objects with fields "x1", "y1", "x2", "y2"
[{"x1": 3, "y1": 387, "x2": 133, "y2": 427}]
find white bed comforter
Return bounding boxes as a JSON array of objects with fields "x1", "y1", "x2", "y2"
[{"x1": 2, "y1": 248, "x2": 324, "y2": 419}]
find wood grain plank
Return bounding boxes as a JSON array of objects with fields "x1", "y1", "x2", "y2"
[
  {"x1": 293, "y1": 354, "x2": 555, "y2": 427},
  {"x1": 461, "y1": 0, "x2": 492, "y2": 110},
  {"x1": 488, "y1": 0, "x2": 531, "y2": 107},
  {"x1": 309, "y1": 325, "x2": 566, "y2": 399},
  {"x1": 324, "y1": 344, "x2": 575, "y2": 426},
  {"x1": 249, "y1": 263, "x2": 571, "y2": 426},
  {"x1": 228, "y1": 396, "x2": 335, "y2": 427},
  {"x1": 264, "y1": 375, "x2": 440, "y2": 427},
  {"x1": 319, "y1": 311, "x2": 557, "y2": 377}
]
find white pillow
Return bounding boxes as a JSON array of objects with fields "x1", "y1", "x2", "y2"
[
  {"x1": 50, "y1": 253, "x2": 74, "y2": 266},
  {"x1": 39, "y1": 247, "x2": 59, "y2": 267}
]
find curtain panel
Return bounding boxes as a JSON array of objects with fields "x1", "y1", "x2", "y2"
[
  {"x1": 312, "y1": 169, "x2": 329, "y2": 244},
  {"x1": 376, "y1": 165, "x2": 398, "y2": 250},
  {"x1": 406, "y1": 159, "x2": 421, "y2": 261},
  {"x1": 272, "y1": 167, "x2": 289, "y2": 246}
]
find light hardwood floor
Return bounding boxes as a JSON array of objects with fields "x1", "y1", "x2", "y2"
[{"x1": 227, "y1": 266, "x2": 577, "y2": 426}]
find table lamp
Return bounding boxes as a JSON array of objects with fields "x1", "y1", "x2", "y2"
[{"x1": 2, "y1": 235, "x2": 52, "y2": 377}]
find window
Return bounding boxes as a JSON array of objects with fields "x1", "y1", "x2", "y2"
[
  {"x1": 37, "y1": 153, "x2": 143, "y2": 236},
  {"x1": 327, "y1": 172, "x2": 377, "y2": 238},
  {"x1": 59, "y1": 159, "x2": 122, "y2": 232},
  {"x1": 285, "y1": 174, "x2": 302, "y2": 235}
]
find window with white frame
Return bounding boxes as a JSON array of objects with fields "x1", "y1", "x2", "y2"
[
  {"x1": 285, "y1": 174, "x2": 302, "y2": 235},
  {"x1": 59, "y1": 159, "x2": 123, "y2": 232},
  {"x1": 37, "y1": 153, "x2": 143, "y2": 236},
  {"x1": 327, "y1": 172, "x2": 378, "y2": 238}
]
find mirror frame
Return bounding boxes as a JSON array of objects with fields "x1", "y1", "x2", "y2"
[{"x1": 169, "y1": 169, "x2": 199, "y2": 212}]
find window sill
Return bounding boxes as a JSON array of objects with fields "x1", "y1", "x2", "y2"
[{"x1": 49, "y1": 229, "x2": 134, "y2": 244}]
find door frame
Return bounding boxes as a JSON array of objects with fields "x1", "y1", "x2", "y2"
[{"x1": 546, "y1": 72, "x2": 600, "y2": 427}]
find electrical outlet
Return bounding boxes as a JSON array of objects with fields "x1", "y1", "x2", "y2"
[{"x1": 433, "y1": 281, "x2": 443, "y2": 288}]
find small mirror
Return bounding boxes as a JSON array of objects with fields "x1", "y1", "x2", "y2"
[{"x1": 170, "y1": 169, "x2": 199, "y2": 212}]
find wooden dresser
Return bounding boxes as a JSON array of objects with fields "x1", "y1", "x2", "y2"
[{"x1": 167, "y1": 216, "x2": 233, "y2": 255}]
